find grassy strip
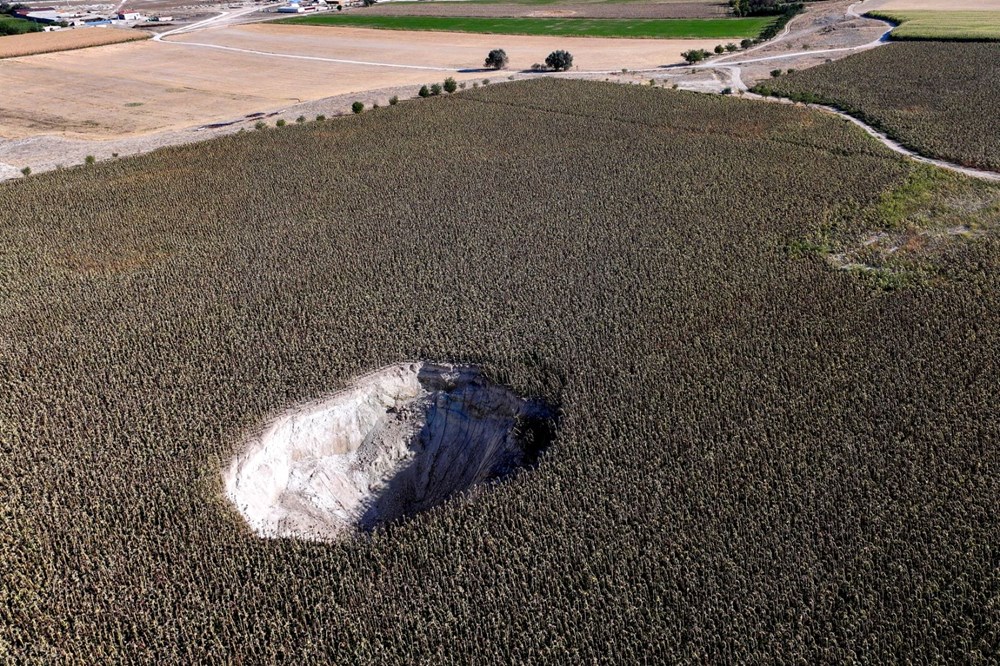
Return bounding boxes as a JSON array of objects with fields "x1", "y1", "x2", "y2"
[
  {"x1": 867, "y1": 10, "x2": 1000, "y2": 42},
  {"x1": 279, "y1": 14, "x2": 776, "y2": 39}
]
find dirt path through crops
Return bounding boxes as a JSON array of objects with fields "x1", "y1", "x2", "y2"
[
  {"x1": 674, "y1": 1, "x2": 1000, "y2": 182},
  {"x1": 2, "y1": 0, "x2": 999, "y2": 183}
]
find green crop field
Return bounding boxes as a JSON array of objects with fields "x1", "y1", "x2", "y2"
[
  {"x1": 279, "y1": 14, "x2": 776, "y2": 39},
  {"x1": 868, "y1": 10, "x2": 1000, "y2": 41},
  {"x1": 0, "y1": 15, "x2": 43, "y2": 36},
  {"x1": 2, "y1": 79, "x2": 999, "y2": 662},
  {"x1": 755, "y1": 42, "x2": 1000, "y2": 172}
]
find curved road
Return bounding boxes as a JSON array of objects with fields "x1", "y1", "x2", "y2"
[
  {"x1": 687, "y1": 2, "x2": 1000, "y2": 182},
  {"x1": 154, "y1": 1, "x2": 1000, "y2": 183}
]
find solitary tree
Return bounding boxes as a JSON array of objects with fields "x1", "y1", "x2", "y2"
[
  {"x1": 418, "y1": 85, "x2": 430, "y2": 98},
  {"x1": 545, "y1": 50, "x2": 573, "y2": 72},
  {"x1": 681, "y1": 49, "x2": 707, "y2": 64},
  {"x1": 443, "y1": 77, "x2": 457, "y2": 93},
  {"x1": 351, "y1": 101, "x2": 364, "y2": 114},
  {"x1": 484, "y1": 48, "x2": 509, "y2": 70}
]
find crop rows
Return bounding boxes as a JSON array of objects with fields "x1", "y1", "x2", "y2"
[
  {"x1": 755, "y1": 42, "x2": 1000, "y2": 172},
  {"x1": 1, "y1": 79, "x2": 998, "y2": 663}
]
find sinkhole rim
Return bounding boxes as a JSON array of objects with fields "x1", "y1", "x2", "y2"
[{"x1": 224, "y1": 361, "x2": 560, "y2": 542}]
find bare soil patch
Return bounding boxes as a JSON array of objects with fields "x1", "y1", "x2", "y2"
[
  {"x1": 0, "y1": 27, "x2": 149, "y2": 58},
  {"x1": 174, "y1": 23, "x2": 721, "y2": 70},
  {"x1": 0, "y1": 24, "x2": 716, "y2": 140},
  {"x1": 0, "y1": 22, "x2": 718, "y2": 172}
]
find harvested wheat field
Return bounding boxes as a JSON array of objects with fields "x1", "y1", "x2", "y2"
[
  {"x1": 0, "y1": 24, "x2": 718, "y2": 141},
  {"x1": 0, "y1": 27, "x2": 148, "y2": 59},
  {"x1": 171, "y1": 24, "x2": 720, "y2": 72}
]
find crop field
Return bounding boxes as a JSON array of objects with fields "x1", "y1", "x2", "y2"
[
  {"x1": 0, "y1": 24, "x2": 718, "y2": 145},
  {"x1": 0, "y1": 15, "x2": 42, "y2": 36},
  {"x1": 755, "y1": 42, "x2": 1000, "y2": 172},
  {"x1": 2, "y1": 78, "x2": 999, "y2": 662},
  {"x1": 867, "y1": 10, "x2": 1000, "y2": 41},
  {"x1": 280, "y1": 14, "x2": 776, "y2": 39},
  {"x1": 0, "y1": 27, "x2": 147, "y2": 58},
  {"x1": 865, "y1": 0, "x2": 1000, "y2": 9},
  {"x1": 363, "y1": 0, "x2": 730, "y2": 19}
]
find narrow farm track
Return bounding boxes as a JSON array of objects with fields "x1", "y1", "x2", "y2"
[
  {"x1": 744, "y1": 94, "x2": 1000, "y2": 182},
  {"x1": 152, "y1": 1, "x2": 1000, "y2": 183},
  {"x1": 3, "y1": 1, "x2": 996, "y2": 182},
  {"x1": 154, "y1": 8, "x2": 455, "y2": 71},
  {"x1": 158, "y1": 38, "x2": 456, "y2": 71},
  {"x1": 688, "y1": 2, "x2": 1000, "y2": 182}
]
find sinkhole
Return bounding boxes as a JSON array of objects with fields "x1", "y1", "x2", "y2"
[{"x1": 224, "y1": 362, "x2": 558, "y2": 541}]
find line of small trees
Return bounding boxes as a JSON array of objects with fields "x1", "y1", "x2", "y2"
[{"x1": 682, "y1": 38, "x2": 755, "y2": 64}]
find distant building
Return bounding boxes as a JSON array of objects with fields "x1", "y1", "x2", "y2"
[
  {"x1": 23, "y1": 10, "x2": 65, "y2": 24},
  {"x1": 117, "y1": 11, "x2": 142, "y2": 20}
]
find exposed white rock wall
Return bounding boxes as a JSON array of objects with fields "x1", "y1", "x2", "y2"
[{"x1": 225, "y1": 362, "x2": 551, "y2": 541}]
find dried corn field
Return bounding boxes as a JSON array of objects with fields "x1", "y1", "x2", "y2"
[
  {"x1": 755, "y1": 42, "x2": 1000, "y2": 172},
  {"x1": 1, "y1": 79, "x2": 998, "y2": 663}
]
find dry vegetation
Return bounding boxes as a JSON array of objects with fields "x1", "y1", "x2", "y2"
[
  {"x1": 0, "y1": 27, "x2": 148, "y2": 58},
  {"x1": 0, "y1": 24, "x2": 718, "y2": 142},
  {"x1": 755, "y1": 42, "x2": 1000, "y2": 172},
  {"x1": 1, "y1": 79, "x2": 999, "y2": 662}
]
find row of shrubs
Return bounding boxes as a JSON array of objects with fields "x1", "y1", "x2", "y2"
[{"x1": 682, "y1": 39, "x2": 754, "y2": 64}]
